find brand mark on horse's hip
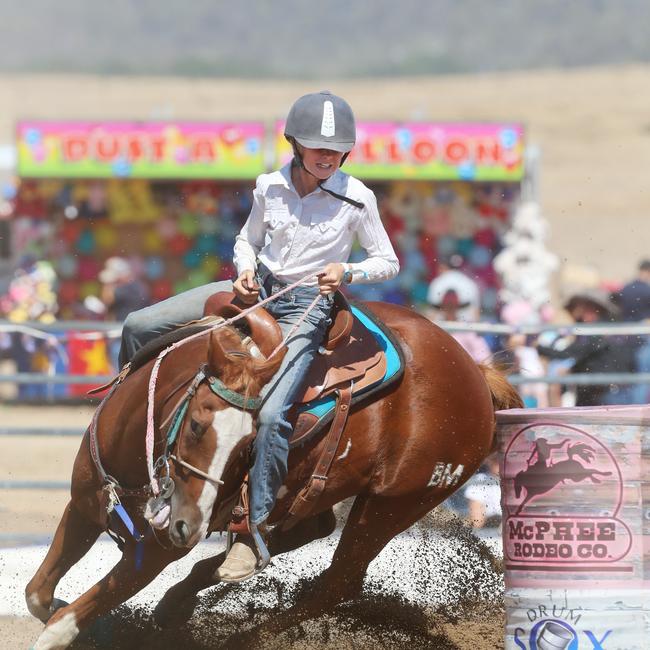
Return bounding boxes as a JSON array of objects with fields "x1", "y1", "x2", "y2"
[{"x1": 427, "y1": 462, "x2": 464, "y2": 488}]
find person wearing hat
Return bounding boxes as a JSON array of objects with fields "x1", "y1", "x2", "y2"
[
  {"x1": 118, "y1": 91, "x2": 399, "y2": 581},
  {"x1": 432, "y1": 289, "x2": 491, "y2": 362},
  {"x1": 426, "y1": 253, "x2": 481, "y2": 323},
  {"x1": 535, "y1": 288, "x2": 635, "y2": 406},
  {"x1": 97, "y1": 257, "x2": 150, "y2": 372}
]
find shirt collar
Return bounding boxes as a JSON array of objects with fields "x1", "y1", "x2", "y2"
[
  {"x1": 266, "y1": 164, "x2": 292, "y2": 190},
  {"x1": 319, "y1": 170, "x2": 345, "y2": 194},
  {"x1": 270, "y1": 162, "x2": 346, "y2": 196}
]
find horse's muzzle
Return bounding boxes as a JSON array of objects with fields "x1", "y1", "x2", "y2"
[{"x1": 170, "y1": 519, "x2": 193, "y2": 547}]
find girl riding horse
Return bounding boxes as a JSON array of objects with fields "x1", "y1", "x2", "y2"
[{"x1": 118, "y1": 91, "x2": 399, "y2": 581}]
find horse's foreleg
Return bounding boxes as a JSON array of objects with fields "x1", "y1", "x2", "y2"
[
  {"x1": 30, "y1": 539, "x2": 186, "y2": 650},
  {"x1": 153, "y1": 546, "x2": 228, "y2": 627},
  {"x1": 25, "y1": 500, "x2": 102, "y2": 623},
  {"x1": 153, "y1": 509, "x2": 336, "y2": 627}
]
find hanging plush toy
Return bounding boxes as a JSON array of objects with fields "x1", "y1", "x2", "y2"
[
  {"x1": 0, "y1": 261, "x2": 58, "y2": 323},
  {"x1": 493, "y1": 201, "x2": 558, "y2": 322}
]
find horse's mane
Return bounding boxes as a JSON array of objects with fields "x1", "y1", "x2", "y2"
[
  {"x1": 213, "y1": 326, "x2": 267, "y2": 397},
  {"x1": 128, "y1": 316, "x2": 266, "y2": 398}
]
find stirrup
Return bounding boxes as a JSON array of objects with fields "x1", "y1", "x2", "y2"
[
  {"x1": 225, "y1": 523, "x2": 271, "y2": 573},
  {"x1": 250, "y1": 522, "x2": 271, "y2": 572},
  {"x1": 225, "y1": 476, "x2": 271, "y2": 572}
]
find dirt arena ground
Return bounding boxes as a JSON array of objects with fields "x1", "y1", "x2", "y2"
[{"x1": 0, "y1": 404, "x2": 505, "y2": 649}]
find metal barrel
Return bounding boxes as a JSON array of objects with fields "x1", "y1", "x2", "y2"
[{"x1": 496, "y1": 405, "x2": 650, "y2": 650}]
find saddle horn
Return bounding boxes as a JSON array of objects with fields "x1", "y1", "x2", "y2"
[{"x1": 203, "y1": 291, "x2": 283, "y2": 359}]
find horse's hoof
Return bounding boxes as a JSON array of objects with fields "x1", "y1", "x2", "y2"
[{"x1": 44, "y1": 598, "x2": 69, "y2": 621}]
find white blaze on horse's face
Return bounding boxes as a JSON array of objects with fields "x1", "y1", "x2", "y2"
[{"x1": 195, "y1": 406, "x2": 253, "y2": 539}]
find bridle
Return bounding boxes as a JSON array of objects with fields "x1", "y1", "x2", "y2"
[
  {"x1": 89, "y1": 358, "x2": 261, "y2": 497},
  {"x1": 154, "y1": 362, "x2": 261, "y2": 490}
]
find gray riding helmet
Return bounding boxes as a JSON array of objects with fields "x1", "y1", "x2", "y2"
[{"x1": 284, "y1": 91, "x2": 356, "y2": 152}]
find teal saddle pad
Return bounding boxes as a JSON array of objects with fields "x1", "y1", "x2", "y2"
[{"x1": 294, "y1": 303, "x2": 405, "y2": 435}]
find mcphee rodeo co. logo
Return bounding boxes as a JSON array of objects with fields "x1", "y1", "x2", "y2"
[{"x1": 503, "y1": 423, "x2": 632, "y2": 568}]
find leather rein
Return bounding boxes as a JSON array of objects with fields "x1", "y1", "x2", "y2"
[{"x1": 89, "y1": 361, "x2": 260, "y2": 499}]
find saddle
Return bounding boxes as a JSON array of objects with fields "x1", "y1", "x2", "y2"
[
  {"x1": 204, "y1": 292, "x2": 385, "y2": 438},
  {"x1": 205, "y1": 291, "x2": 402, "y2": 527}
]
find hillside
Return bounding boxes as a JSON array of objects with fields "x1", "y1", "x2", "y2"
[{"x1": 0, "y1": 0, "x2": 649, "y2": 77}]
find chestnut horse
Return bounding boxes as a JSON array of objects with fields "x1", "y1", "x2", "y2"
[{"x1": 26, "y1": 301, "x2": 521, "y2": 649}]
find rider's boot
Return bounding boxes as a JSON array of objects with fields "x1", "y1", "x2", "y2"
[{"x1": 215, "y1": 534, "x2": 259, "y2": 582}]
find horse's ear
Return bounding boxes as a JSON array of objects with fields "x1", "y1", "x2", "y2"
[
  {"x1": 207, "y1": 330, "x2": 235, "y2": 379},
  {"x1": 252, "y1": 346, "x2": 286, "y2": 387}
]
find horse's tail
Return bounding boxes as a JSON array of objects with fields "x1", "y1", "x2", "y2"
[{"x1": 478, "y1": 361, "x2": 524, "y2": 412}]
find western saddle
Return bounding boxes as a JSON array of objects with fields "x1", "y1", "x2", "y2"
[{"x1": 204, "y1": 291, "x2": 385, "y2": 524}]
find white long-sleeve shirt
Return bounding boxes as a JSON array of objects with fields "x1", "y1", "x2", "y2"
[{"x1": 233, "y1": 163, "x2": 399, "y2": 285}]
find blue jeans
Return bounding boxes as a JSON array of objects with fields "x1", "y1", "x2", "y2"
[
  {"x1": 249, "y1": 272, "x2": 332, "y2": 525},
  {"x1": 118, "y1": 281, "x2": 233, "y2": 367}
]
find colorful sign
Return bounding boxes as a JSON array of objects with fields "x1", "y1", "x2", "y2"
[
  {"x1": 17, "y1": 121, "x2": 266, "y2": 179},
  {"x1": 275, "y1": 121, "x2": 525, "y2": 181}
]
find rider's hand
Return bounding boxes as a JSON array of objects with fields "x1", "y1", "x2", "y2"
[
  {"x1": 318, "y1": 263, "x2": 345, "y2": 295},
  {"x1": 233, "y1": 270, "x2": 260, "y2": 304}
]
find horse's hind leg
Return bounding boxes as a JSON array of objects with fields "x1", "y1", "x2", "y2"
[
  {"x1": 31, "y1": 539, "x2": 186, "y2": 650},
  {"x1": 241, "y1": 493, "x2": 443, "y2": 644},
  {"x1": 315, "y1": 493, "x2": 437, "y2": 604},
  {"x1": 25, "y1": 500, "x2": 102, "y2": 623}
]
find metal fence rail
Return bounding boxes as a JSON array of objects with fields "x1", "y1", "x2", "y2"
[{"x1": 2, "y1": 318, "x2": 649, "y2": 490}]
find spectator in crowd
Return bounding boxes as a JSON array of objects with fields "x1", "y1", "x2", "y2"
[
  {"x1": 98, "y1": 257, "x2": 150, "y2": 322},
  {"x1": 464, "y1": 453, "x2": 501, "y2": 530},
  {"x1": 499, "y1": 300, "x2": 549, "y2": 407},
  {"x1": 426, "y1": 253, "x2": 480, "y2": 322},
  {"x1": 502, "y1": 332, "x2": 548, "y2": 408},
  {"x1": 615, "y1": 259, "x2": 650, "y2": 321},
  {"x1": 613, "y1": 259, "x2": 650, "y2": 403},
  {"x1": 430, "y1": 288, "x2": 491, "y2": 362},
  {"x1": 535, "y1": 288, "x2": 635, "y2": 406},
  {"x1": 98, "y1": 257, "x2": 150, "y2": 371}
]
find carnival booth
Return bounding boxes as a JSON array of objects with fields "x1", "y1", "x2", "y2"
[
  {"x1": 4, "y1": 119, "x2": 524, "y2": 399},
  {"x1": 6, "y1": 121, "x2": 265, "y2": 397},
  {"x1": 12, "y1": 121, "x2": 265, "y2": 317},
  {"x1": 277, "y1": 121, "x2": 525, "y2": 310}
]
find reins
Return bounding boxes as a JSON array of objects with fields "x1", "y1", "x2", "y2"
[
  {"x1": 87, "y1": 270, "x2": 327, "y2": 537},
  {"x1": 144, "y1": 271, "x2": 323, "y2": 495}
]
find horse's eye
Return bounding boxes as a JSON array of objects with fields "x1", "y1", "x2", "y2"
[{"x1": 190, "y1": 418, "x2": 206, "y2": 438}]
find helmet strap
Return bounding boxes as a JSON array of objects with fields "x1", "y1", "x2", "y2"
[{"x1": 288, "y1": 139, "x2": 364, "y2": 209}]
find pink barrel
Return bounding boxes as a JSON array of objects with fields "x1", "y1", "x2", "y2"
[{"x1": 496, "y1": 405, "x2": 650, "y2": 650}]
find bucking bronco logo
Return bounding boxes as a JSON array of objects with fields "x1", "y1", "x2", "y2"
[
  {"x1": 502, "y1": 422, "x2": 633, "y2": 569},
  {"x1": 513, "y1": 438, "x2": 612, "y2": 515}
]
